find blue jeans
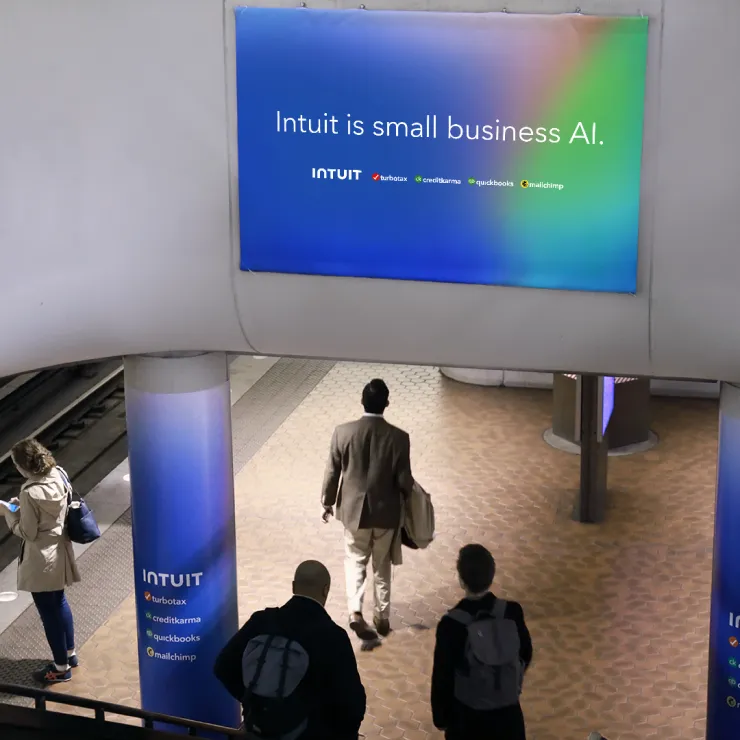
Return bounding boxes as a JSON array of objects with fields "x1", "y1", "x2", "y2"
[{"x1": 32, "y1": 591, "x2": 75, "y2": 667}]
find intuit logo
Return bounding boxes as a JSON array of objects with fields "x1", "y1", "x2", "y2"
[
  {"x1": 311, "y1": 167, "x2": 362, "y2": 180},
  {"x1": 730, "y1": 613, "x2": 740, "y2": 629},
  {"x1": 142, "y1": 570, "x2": 203, "y2": 588}
]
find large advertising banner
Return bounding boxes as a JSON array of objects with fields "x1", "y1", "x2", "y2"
[
  {"x1": 234, "y1": 9, "x2": 648, "y2": 294},
  {"x1": 707, "y1": 404, "x2": 740, "y2": 740},
  {"x1": 126, "y1": 380, "x2": 240, "y2": 731}
]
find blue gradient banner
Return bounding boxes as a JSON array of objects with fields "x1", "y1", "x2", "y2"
[
  {"x1": 234, "y1": 8, "x2": 647, "y2": 293},
  {"x1": 707, "y1": 411, "x2": 740, "y2": 739},
  {"x1": 126, "y1": 382, "x2": 240, "y2": 732}
]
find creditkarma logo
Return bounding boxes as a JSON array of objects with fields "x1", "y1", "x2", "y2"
[
  {"x1": 311, "y1": 167, "x2": 362, "y2": 180},
  {"x1": 145, "y1": 613, "x2": 201, "y2": 625}
]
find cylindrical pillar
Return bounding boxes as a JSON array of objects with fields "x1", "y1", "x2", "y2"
[
  {"x1": 552, "y1": 373, "x2": 651, "y2": 450},
  {"x1": 124, "y1": 353, "x2": 240, "y2": 731},
  {"x1": 575, "y1": 375, "x2": 608, "y2": 524},
  {"x1": 708, "y1": 382, "x2": 740, "y2": 739}
]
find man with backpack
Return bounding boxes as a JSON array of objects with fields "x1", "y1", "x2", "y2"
[
  {"x1": 431, "y1": 544, "x2": 533, "y2": 740},
  {"x1": 213, "y1": 560, "x2": 366, "y2": 739}
]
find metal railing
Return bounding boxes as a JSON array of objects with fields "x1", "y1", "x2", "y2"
[{"x1": 0, "y1": 683, "x2": 244, "y2": 738}]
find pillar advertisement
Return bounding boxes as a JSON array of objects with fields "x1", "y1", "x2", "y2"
[
  {"x1": 234, "y1": 8, "x2": 648, "y2": 294},
  {"x1": 126, "y1": 377, "x2": 240, "y2": 732},
  {"x1": 707, "y1": 403, "x2": 740, "y2": 740}
]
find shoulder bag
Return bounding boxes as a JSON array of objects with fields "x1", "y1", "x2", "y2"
[{"x1": 59, "y1": 466, "x2": 101, "y2": 544}]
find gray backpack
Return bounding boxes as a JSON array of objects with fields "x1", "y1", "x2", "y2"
[
  {"x1": 447, "y1": 599, "x2": 523, "y2": 711},
  {"x1": 241, "y1": 612, "x2": 311, "y2": 740}
]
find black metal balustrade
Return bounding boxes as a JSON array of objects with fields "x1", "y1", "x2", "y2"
[
  {"x1": 0, "y1": 683, "x2": 244, "y2": 738},
  {"x1": 1, "y1": 683, "x2": 600, "y2": 740}
]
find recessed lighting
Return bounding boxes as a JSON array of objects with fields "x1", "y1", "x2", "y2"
[
  {"x1": 0, "y1": 592, "x2": 18, "y2": 602},
  {"x1": 253, "y1": 356, "x2": 267, "y2": 360},
  {"x1": 123, "y1": 474, "x2": 130, "y2": 482}
]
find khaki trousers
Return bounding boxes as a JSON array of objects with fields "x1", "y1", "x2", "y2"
[{"x1": 344, "y1": 527, "x2": 394, "y2": 620}]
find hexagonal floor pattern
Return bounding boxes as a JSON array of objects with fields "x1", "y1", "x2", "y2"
[{"x1": 48, "y1": 363, "x2": 718, "y2": 739}]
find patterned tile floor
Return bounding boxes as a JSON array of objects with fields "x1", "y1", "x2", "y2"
[{"x1": 49, "y1": 363, "x2": 718, "y2": 739}]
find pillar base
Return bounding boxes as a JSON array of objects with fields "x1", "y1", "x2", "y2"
[
  {"x1": 439, "y1": 367, "x2": 503, "y2": 386},
  {"x1": 543, "y1": 428, "x2": 659, "y2": 457}
]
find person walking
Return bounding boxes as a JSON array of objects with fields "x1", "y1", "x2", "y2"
[
  {"x1": 214, "y1": 560, "x2": 366, "y2": 740},
  {"x1": 321, "y1": 379, "x2": 413, "y2": 640},
  {"x1": 0, "y1": 439, "x2": 81, "y2": 684},
  {"x1": 431, "y1": 544, "x2": 533, "y2": 740}
]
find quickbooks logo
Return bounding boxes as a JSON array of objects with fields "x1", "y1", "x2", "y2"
[{"x1": 146, "y1": 629, "x2": 200, "y2": 644}]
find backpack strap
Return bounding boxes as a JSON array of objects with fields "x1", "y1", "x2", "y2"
[
  {"x1": 57, "y1": 466, "x2": 74, "y2": 505},
  {"x1": 446, "y1": 609, "x2": 474, "y2": 626},
  {"x1": 492, "y1": 598, "x2": 507, "y2": 619},
  {"x1": 277, "y1": 638, "x2": 292, "y2": 700},
  {"x1": 244, "y1": 608, "x2": 282, "y2": 695},
  {"x1": 246, "y1": 634, "x2": 275, "y2": 695}
]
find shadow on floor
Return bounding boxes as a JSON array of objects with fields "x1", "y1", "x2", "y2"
[{"x1": 0, "y1": 657, "x2": 49, "y2": 705}]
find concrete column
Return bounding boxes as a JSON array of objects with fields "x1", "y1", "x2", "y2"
[
  {"x1": 575, "y1": 375, "x2": 608, "y2": 523},
  {"x1": 124, "y1": 352, "x2": 240, "y2": 731}
]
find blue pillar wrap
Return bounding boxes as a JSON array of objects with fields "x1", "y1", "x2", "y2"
[
  {"x1": 124, "y1": 354, "x2": 240, "y2": 731},
  {"x1": 708, "y1": 383, "x2": 740, "y2": 739}
]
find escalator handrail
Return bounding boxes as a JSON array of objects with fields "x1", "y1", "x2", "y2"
[{"x1": 0, "y1": 683, "x2": 243, "y2": 737}]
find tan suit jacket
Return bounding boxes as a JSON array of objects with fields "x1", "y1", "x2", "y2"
[{"x1": 322, "y1": 415, "x2": 413, "y2": 532}]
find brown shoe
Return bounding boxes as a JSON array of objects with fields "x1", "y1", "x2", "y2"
[
  {"x1": 349, "y1": 612, "x2": 378, "y2": 641},
  {"x1": 374, "y1": 617, "x2": 391, "y2": 637}
]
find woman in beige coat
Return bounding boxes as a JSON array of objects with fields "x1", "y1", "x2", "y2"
[{"x1": 0, "y1": 439, "x2": 81, "y2": 684}]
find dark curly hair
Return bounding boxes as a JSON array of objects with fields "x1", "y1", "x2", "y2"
[{"x1": 11, "y1": 438, "x2": 56, "y2": 477}]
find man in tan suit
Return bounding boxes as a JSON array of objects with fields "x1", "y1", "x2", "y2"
[{"x1": 321, "y1": 379, "x2": 413, "y2": 641}]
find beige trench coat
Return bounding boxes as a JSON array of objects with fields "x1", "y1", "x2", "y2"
[{"x1": 2, "y1": 467, "x2": 81, "y2": 592}]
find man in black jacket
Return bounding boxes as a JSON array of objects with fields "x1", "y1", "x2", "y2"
[
  {"x1": 214, "y1": 560, "x2": 366, "y2": 739},
  {"x1": 431, "y1": 545, "x2": 533, "y2": 740}
]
